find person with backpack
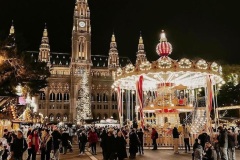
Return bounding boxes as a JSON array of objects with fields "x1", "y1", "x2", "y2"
[{"x1": 151, "y1": 128, "x2": 158, "y2": 150}]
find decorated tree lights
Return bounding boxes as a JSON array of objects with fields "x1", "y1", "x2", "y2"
[
  {"x1": 76, "y1": 70, "x2": 92, "y2": 124},
  {"x1": 113, "y1": 30, "x2": 223, "y2": 134}
]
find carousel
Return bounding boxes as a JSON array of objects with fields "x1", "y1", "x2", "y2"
[{"x1": 113, "y1": 30, "x2": 224, "y2": 134}]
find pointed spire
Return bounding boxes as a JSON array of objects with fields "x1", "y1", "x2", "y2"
[
  {"x1": 39, "y1": 23, "x2": 50, "y2": 63},
  {"x1": 43, "y1": 23, "x2": 48, "y2": 37},
  {"x1": 139, "y1": 31, "x2": 143, "y2": 44},
  {"x1": 136, "y1": 31, "x2": 147, "y2": 65},
  {"x1": 9, "y1": 20, "x2": 15, "y2": 35},
  {"x1": 111, "y1": 32, "x2": 115, "y2": 42},
  {"x1": 160, "y1": 30, "x2": 167, "y2": 42}
]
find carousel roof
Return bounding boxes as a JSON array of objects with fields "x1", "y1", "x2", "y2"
[{"x1": 113, "y1": 30, "x2": 223, "y2": 91}]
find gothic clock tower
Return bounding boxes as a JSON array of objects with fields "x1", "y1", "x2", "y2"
[{"x1": 70, "y1": 0, "x2": 92, "y2": 123}]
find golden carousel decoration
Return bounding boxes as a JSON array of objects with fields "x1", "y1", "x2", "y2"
[{"x1": 113, "y1": 30, "x2": 224, "y2": 134}]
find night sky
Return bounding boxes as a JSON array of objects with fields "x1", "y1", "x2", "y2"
[{"x1": 0, "y1": 0, "x2": 240, "y2": 64}]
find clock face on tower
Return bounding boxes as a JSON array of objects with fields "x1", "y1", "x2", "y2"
[{"x1": 79, "y1": 21, "x2": 86, "y2": 27}]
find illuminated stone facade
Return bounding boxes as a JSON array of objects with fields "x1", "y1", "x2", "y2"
[{"x1": 35, "y1": 0, "x2": 138, "y2": 123}]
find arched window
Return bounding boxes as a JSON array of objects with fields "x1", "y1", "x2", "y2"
[
  {"x1": 40, "y1": 92, "x2": 45, "y2": 100},
  {"x1": 64, "y1": 93, "x2": 69, "y2": 101},
  {"x1": 57, "y1": 93, "x2": 62, "y2": 101},
  {"x1": 97, "y1": 93, "x2": 101, "y2": 102},
  {"x1": 103, "y1": 93, "x2": 108, "y2": 102},
  {"x1": 50, "y1": 93, "x2": 55, "y2": 101},
  {"x1": 112, "y1": 92, "x2": 117, "y2": 101},
  {"x1": 91, "y1": 93, "x2": 95, "y2": 101},
  {"x1": 63, "y1": 114, "x2": 68, "y2": 122},
  {"x1": 56, "y1": 113, "x2": 61, "y2": 121},
  {"x1": 49, "y1": 114, "x2": 54, "y2": 122}
]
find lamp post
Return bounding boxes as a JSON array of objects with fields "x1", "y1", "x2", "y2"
[
  {"x1": 121, "y1": 89, "x2": 125, "y2": 127},
  {"x1": 131, "y1": 90, "x2": 135, "y2": 121}
]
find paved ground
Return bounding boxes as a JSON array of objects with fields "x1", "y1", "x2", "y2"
[{"x1": 36, "y1": 143, "x2": 240, "y2": 160}]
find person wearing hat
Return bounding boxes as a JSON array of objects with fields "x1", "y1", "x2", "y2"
[{"x1": 10, "y1": 130, "x2": 28, "y2": 160}]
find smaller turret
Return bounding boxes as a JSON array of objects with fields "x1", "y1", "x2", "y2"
[
  {"x1": 108, "y1": 32, "x2": 119, "y2": 69},
  {"x1": 136, "y1": 32, "x2": 147, "y2": 65},
  {"x1": 5, "y1": 20, "x2": 16, "y2": 49},
  {"x1": 38, "y1": 23, "x2": 51, "y2": 65}
]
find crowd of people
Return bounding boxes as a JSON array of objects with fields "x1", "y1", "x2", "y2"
[
  {"x1": 0, "y1": 122, "x2": 239, "y2": 160},
  {"x1": 191, "y1": 126, "x2": 239, "y2": 160}
]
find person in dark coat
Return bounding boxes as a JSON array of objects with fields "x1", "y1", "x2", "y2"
[
  {"x1": 227, "y1": 128, "x2": 236, "y2": 160},
  {"x1": 129, "y1": 129, "x2": 139, "y2": 159},
  {"x1": 132, "y1": 117, "x2": 138, "y2": 129},
  {"x1": 10, "y1": 130, "x2": 28, "y2": 160},
  {"x1": 51, "y1": 126, "x2": 62, "y2": 160},
  {"x1": 78, "y1": 130, "x2": 88, "y2": 155},
  {"x1": 40, "y1": 129, "x2": 52, "y2": 160},
  {"x1": 61, "y1": 129, "x2": 69, "y2": 154},
  {"x1": 137, "y1": 128, "x2": 144, "y2": 154},
  {"x1": 116, "y1": 131, "x2": 127, "y2": 160},
  {"x1": 172, "y1": 127, "x2": 180, "y2": 154},
  {"x1": 100, "y1": 129, "x2": 108, "y2": 158},
  {"x1": 198, "y1": 130, "x2": 210, "y2": 149},
  {"x1": 104, "y1": 128, "x2": 116, "y2": 160}
]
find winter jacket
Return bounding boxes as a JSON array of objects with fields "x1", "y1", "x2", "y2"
[
  {"x1": 51, "y1": 130, "x2": 62, "y2": 149},
  {"x1": 88, "y1": 131, "x2": 98, "y2": 144},
  {"x1": 11, "y1": 137, "x2": 28, "y2": 158},
  {"x1": 172, "y1": 127, "x2": 180, "y2": 138},
  {"x1": 228, "y1": 132, "x2": 235, "y2": 148},
  {"x1": 28, "y1": 134, "x2": 40, "y2": 152}
]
